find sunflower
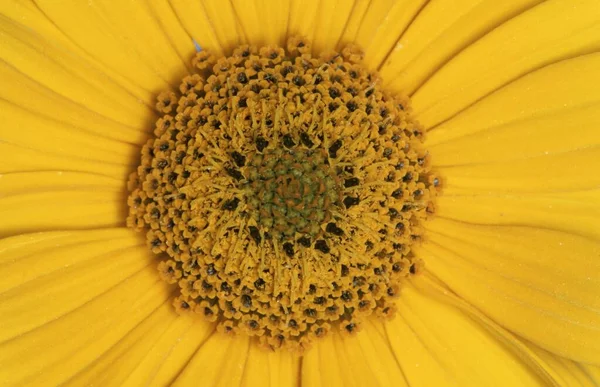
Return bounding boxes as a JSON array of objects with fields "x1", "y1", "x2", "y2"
[{"x1": 1, "y1": 0, "x2": 599, "y2": 385}]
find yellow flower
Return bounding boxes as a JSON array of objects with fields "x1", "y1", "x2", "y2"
[{"x1": 1, "y1": 0, "x2": 599, "y2": 386}]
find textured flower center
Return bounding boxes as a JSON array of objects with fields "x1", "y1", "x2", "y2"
[
  {"x1": 127, "y1": 37, "x2": 439, "y2": 351},
  {"x1": 244, "y1": 147, "x2": 342, "y2": 241}
]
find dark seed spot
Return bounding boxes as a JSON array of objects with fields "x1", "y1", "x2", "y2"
[
  {"x1": 248, "y1": 226, "x2": 261, "y2": 244},
  {"x1": 222, "y1": 197, "x2": 240, "y2": 211},
  {"x1": 345, "y1": 323, "x2": 356, "y2": 333},
  {"x1": 328, "y1": 139, "x2": 343, "y2": 158},
  {"x1": 281, "y1": 65, "x2": 293, "y2": 76},
  {"x1": 226, "y1": 167, "x2": 244, "y2": 181},
  {"x1": 193, "y1": 148, "x2": 204, "y2": 160},
  {"x1": 300, "y1": 132, "x2": 314, "y2": 147},
  {"x1": 150, "y1": 207, "x2": 161, "y2": 219},
  {"x1": 293, "y1": 75, "x2": 304, "y2": 86},
  {"x1": 304, "y1": 309, "x2": 317, "y2": 317},
  {"x1": 409, "y1": 264, "x2": 416, "y2": 274},
  {"x1": 282, "y1": 134, "x2": 295, "y2": 148},
  {"x1": 254, "y1": 278, "x2": 266, "y2": 291},
  {"x1": 326, "y1": 222, "x2": 344, "y2": 236},
  {"x1": 221, "y1": 282, "x2": 232, "y2": 293},
  {"x1": 343, "y1": 196, "x2": 360, "y2": 209},
  {"x1": 181, "y1": 301, "x2": 190, "y2": 309},
  {"x1": 241, "y1": 295, "x2": 252, "y2": 308},
  {"x1": 255, "y1": 136, "x2": 268, "y2": 152},
  {"x1": 395, "y1": 222, "x2": 405, "y2": 233},
  {"x1": 314, "y1": 240, "x2": 330, "y2": 254},
  {"x1": 341, "y1": 264, "x2": 349, "y2": 276},
  {"x1": 314, "y1": 296, "x2": 325, "y2": 305},
  {"x1": 346, "y1": 101, "x2": 357, "y2": 112},
  {"x1": 392, "y1": 188, "x2": 403, "y2": 199},
  {"x1": 231, "y1": 151, "x2": 246, "y2": 167},
  {"x1": 151, "y1": 238, "x2": 161, "y2": 247},
  {"x1": 288, "y1": 319, "x2": 298, "y2": 328},
  {"x1": 329, "y1": 87, "x2": 340, "y2": 98},
  {"x1": 297, "y1": 236, "x2": 312, "y2": 247},
  {"x1": 402, "y1": 173, "x2": 413, "y2": 182},
  {"x1": 344, "y1": 177, "x2": 359, "y2": 188},
  {"x1": 237, "y1": 72, "x2": 248, "y2": 83},
  {"x1": 283, "y1": 242, "x2": 295, "y2": 257},
  {"x1": 206, "y1": 264, "x2": 216, "y2": 276}
]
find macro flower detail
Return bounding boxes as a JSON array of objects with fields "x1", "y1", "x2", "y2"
[
  {"x1": 1, "y1": 0, "x2": 599, "y2": 385},
  {"x1": 127, "y1": 38, "x2": 437, "y2": 349}
]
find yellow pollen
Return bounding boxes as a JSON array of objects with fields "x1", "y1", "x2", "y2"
[{"x1": 126, "y1": 36, "x2": 439, "y2": 351}]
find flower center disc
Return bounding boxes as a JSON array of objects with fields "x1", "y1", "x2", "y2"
[{"x1": 127, "y1": 37, "x2": 438, "y2": 351}]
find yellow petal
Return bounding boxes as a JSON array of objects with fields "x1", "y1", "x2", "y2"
[
  {"x1": 411, "y1": 0, "x2": 600, "y2": 129},
  {"x1": 336, "y1": 0, "x2": 370, "y2": 46},
  {"x1": 232, "y1": 0, "x2": 289, "y2": 47},
  {"x1": 0, "y1": 98, "x2": 136, "y2": 166},
  {"x1": 34, "y1": 1, "x2": 191, "y2": 94},
  {"x1": 427, "y1": 53, "x2": 600, "y2": 164},
  {"x1": 381, "y1": 0, "x2": 543, "y2": 94},
  {"x1": 302, "y1": 321, "x2": 407, "y2": 387},
  {"x1": 128, "y1": 317, "x2": 214, "y2": 386},
  {"x1": 169, "y1": 0, "x2": 231, "y2": 55},
  {"x1": 67, "y1": 309, "x2": 213, "y2": 387},
  {"x1": 146, "y1": 0, "x2": 196, "y2": 73},
  {"x1": 386, "y1": 282, "x2": 544, "y2": 386},
  {"x1": 581, "y1": 364, "x2": 600, "y2": 383},
  {"x1": 288, "y1": 0, "x2": 320, "y2": 41},
  {"x1": 354, "y1": 0, "x2": 428, "y2": 70},
  {"x1": 0, "y1": 229, "x2": 171, "y2": 386},
  {"x1": 435, "y1": 189, "x2": 600, "y2": 240},
  {"x1": 436, "y1": 146, "x2": 600, "y2": 194},
  {"x1": 309, "y1": 0, "x2": 355, "y2": 55},
  {"x1": 0, "y1": 229, "x2": 147, "y2": 341},
  {"x1": 301, "y1": 334, "x2": 346, "y2": 387},
  {"x1": 172, "y1": 333, "x2": 250, "y2": 387},
  {"x1": 64, "y1": 303, "x2": 176, "y2": 386},
  {"x1": 0, "y1": 141, "x2": 129, "y2": 179},
  {"x1": 0, "y1": 9, "x2": 157, "y2": 126},
  {"x1": 200, "y1": 0, "x2": 246, "y2": 49},
  {"x1": 241, "y1": 345, "x2": 299, "y2": 387},
  {"x1": 525, "y1": 342, "x2": 600, "y2": 386},
  {"x1": 0, "y1": 172, "x2": 126, "y2": 238},
  {"x1": 420, "y1": 217, "x2": 600, "y2": 363}
]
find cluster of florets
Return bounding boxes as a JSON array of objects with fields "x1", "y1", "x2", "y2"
[{"x1": 127, "y1": 37, "x2": 439, "y2": 351}]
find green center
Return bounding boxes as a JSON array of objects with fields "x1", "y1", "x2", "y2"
[{"x1": 244, "y1": 147, "x2": 342, "y2": 240}]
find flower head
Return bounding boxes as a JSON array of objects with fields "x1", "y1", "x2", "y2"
[
  {"x1": 127, "y1": 37, "x2": 437, "y2": 350},
  {"x1": 0, "y1": 1, "x2": 599, "y2": 386}
]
